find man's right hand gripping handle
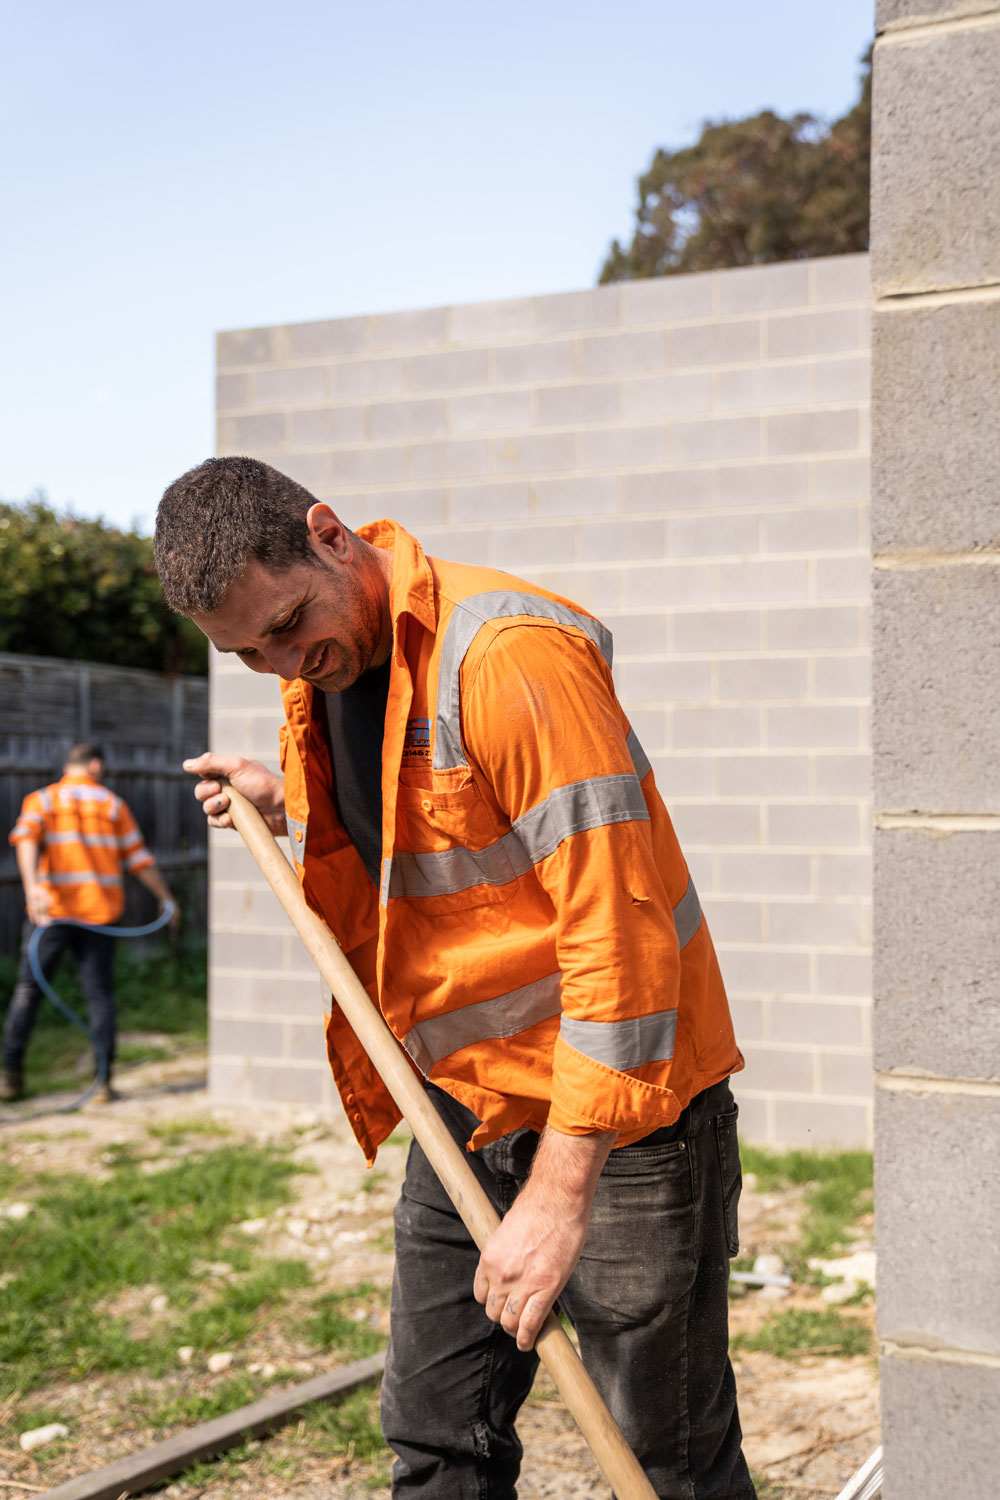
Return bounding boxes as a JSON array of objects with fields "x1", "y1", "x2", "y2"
[{"x1": 183, "y1": 753, "x2": 287, "y2": 838}]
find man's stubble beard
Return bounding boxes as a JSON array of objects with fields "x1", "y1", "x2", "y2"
[{"x1": 308, "y1": 572, "x2": 385, "y2": 695}]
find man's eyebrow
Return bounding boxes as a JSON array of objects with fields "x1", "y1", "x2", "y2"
[
  {"x1": 212, "y1": 601, "x2": 304, "y2": 655},
  {"x1": 258, "y1": 597, "x2": 306, "y2": 636}
]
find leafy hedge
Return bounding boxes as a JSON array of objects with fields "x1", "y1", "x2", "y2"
[{"x1": 0, "y1": 494, "x2": 207, "y2": 675}]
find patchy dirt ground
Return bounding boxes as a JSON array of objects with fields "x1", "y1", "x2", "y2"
[{"x1": 0, "y1": 1053, "x2": 878, "y2": 1499}]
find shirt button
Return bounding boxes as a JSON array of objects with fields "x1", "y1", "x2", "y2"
[
  {"x1": 345, "y1": 1093, "x2": 356, "y2": 1107},
  {"x1": 350, "y1": 1111, "x2": 363, "y2": 1125},
  {"x1": 421, "y1": 799, "x2": 432, "y2": 811},
  {"x1": 295, "y1": 829, "x2": 304, "y2": 843}
]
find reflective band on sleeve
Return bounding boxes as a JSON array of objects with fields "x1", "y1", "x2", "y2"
[
  {"x1": 672, "y1": 876, "x2": 703, "y2": 950},
  {"x1": 125, "y1": 850, "x2": 153, "y2": 871},
  {"x1": 556, "y1": 877, "x2": 701, "y2": 1071},
  {"x1": 560, "y1": 1008, "x2": 678, "y2": 1071},
  {"x1": 387, "y1": 771, "x2": 649, "y2": 900},
  {"x1": 626, "y1": 727, "x2": 651, "y2": 781},
  {"x1": 433, "y1": 590, "x2": 614, "y2": 771},
  {"x1": 46, "y1": 832, "x2": 121, "y2": 849},
  {"x1": 403, "y1": 971, "x2": 563, "y2": 1075},
  {"x1": 513, "y1": 772, "x2": 648, "y2": 865},
  {"x1": 286, "y1": 814, "x2": 307, "y2": 861},
  {"x1": 399, "y1": 879, "x2": 702, "y2": 1071},
  {"x1": 46, "y1": 872, "x2": 123, "y2": 888}
]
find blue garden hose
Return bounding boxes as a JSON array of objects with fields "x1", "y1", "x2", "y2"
[{"x1": 13, "y1": 902, "x2": 177, "y2": 1116}]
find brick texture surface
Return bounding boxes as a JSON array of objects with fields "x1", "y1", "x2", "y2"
[
  {"x1": 213, "y1": 255, "x2": 872, "y2": 1144},
  {"x1": 872, "y1": 17, "x2": 1000, "y2": 1478},
  {"x1": 879, "y1": 1357, "x2": 1000, "y2": 1500},
  {"x1": 873, "y1": 563, "x2": 1000, "y2": 812},
  {"x1": 874, "y1": 828, "x2": 1000, "y2": 1079},
  {"x1": 872, "y1": 300, "x2": 1000, "y2": 552},
  {"x1": 875, "y1": 1087, "x2": 1000, "y2": 1355},
  {"x1": 871, "y1": 24, "x2": 1000, "y2": 295}
]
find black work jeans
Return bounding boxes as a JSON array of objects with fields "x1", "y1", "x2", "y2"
[
  {"x1": 381, "y1": 1079, "x2": 756, "y2": 1500},
  {"x1": 2, "y1": 920, "x2": 117, "y2": 1076}
]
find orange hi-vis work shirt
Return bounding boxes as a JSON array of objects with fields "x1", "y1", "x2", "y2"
[
  {"x1": 280, "y1": 520, "x2": 744, "y2": 1163},
  {"x1": 9, "y1": 772, "x2": 154, "y2": 925}
]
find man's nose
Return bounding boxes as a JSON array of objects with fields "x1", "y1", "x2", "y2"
[{"x1": 263, "y1": 641, "x2": 306, "y2": 679}]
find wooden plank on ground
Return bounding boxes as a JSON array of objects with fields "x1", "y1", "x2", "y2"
[{"x1": 33, "y1": 1352, "x2": 386, "y2": 1500}]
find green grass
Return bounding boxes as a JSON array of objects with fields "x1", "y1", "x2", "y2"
[
  {"x1": 145, "y1": 1373, "x2": 262, "y2": 1430},
  {"x1": 0, "y1": 940, "x2": 207, "y2": 1095},
  {"x1": 0, "y1": 1139, "x2": 305, "y2": 1395},
  {"x1": 358, "y1": 1168, "x2": 388, "y2": 1195},
  {"x1": 147, "y1": 1115, "x2": 232, "y2": 1142},
  {"x1": 733, "y1": 1306, "x2": 873, "y2": 1359},
  {"x1": 740, "y1": 1146, "x2": 873, "y2": 1262},
  {"x1": 0, "y1": 1159, "x2": 21, "y2": 1196},
  {"x1": 300, "y1": 1281, "x2": 389, "y2": 1362},
  {"x1": 167, "y1": 1382, "x2": 390, "y2": 1492},
  {"x1": 304, "y1": 1382, "x2": 390, "y2": 1470}
]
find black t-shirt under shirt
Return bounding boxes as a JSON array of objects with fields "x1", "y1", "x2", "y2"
[{"x1": 322, "y1": 658, "x2": 391, "y2": 887}]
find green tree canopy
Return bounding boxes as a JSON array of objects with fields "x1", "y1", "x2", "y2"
[
  {"x1": 0, "y1": 493, "x2": 207, "y2": 676},
  {"x1": 600, "y1": 47, "x2": 871, "y2": 282}
]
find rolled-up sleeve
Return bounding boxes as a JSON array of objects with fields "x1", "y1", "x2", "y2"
[{"x1": 462, "y1": 623, "x2": 691, "y2": 1137}]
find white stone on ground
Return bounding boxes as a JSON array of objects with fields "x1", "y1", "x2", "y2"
[{"x1": 20, "y1": 1423, "x2": 70, "y2": 1451}]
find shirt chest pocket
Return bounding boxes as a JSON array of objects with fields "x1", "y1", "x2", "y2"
[{"x1": 389, "y1": 777, "x2": 522, "y2": 913}]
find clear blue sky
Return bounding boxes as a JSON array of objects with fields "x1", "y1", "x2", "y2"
[{"x1": 0, "y1": 0, "x2": 874, "y2": 534}]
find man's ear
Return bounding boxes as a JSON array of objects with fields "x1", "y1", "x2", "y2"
[{"x1": 306, "y1": 504, "x2": 352, "y2": 561}]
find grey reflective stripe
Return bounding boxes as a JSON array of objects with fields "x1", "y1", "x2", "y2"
[
  {"x1": 380, "y1": 857, "x2": 392, "y2": 906},
  {"x1": 124, "y1": 850, "x2": 151, "y2": 870},
  {"x1": 46, "y1": 872, "x2": 122, "y2": 888},
  {"x1": 386, "y1": 772, "x2": 648, "y2": 900},
  {"x1": 46, "y1": 832, "x2": 119, "y2": 849},
  {"x1": 399, "y1": 878, "x2": 702, "y2": 1072},
  {"x1": 672, "y1": 876, "x2": 703, "y2": 950},
  {"x1": 58, "y1": 785, "x2": 113, "y2": 804},
  {"x1": 286, "y1": 814, "x2": 306, "y2": 862},
  {"x1": 388, "y1": 834, "x2": 527, "y2": 898},
  {"x1": 627, "y1": 728, "x2": 651, "y2": 781},
  {"x1": 557, "y1": 877, "x2": 701, "y2": 1071},
  {"x1": 514, "y1": 772, "x2": 648, "y2": 864},
  {"x1": 403, "y1": 971, "x2": 562, "y2": 1075},
  {"x1": 561, "y1": 1009, "x2": 678, "y2": 1071},
  {"x1": 433, "y1": 590, "x2": 614, "y2": 771},
  {"x1": 39, "y1": 791, "x2": 52, "y2": 813}
]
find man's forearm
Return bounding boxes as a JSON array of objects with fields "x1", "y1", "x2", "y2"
[
  {"x1": 473, "y1": 1124, "x2": 617, "y2": 1351},
  {"x1": 524, "y1": 1124, "x2": 617, "y2": 1215},
  {"x1": 134, "y1": 864, "x2": 174, "y2": 906},
  {"x1": 15, "y1": 840, "x2": 39, "y2": 894},
  {"x1": 15, "y1": 841, "x2": 49, "y2": 924}
]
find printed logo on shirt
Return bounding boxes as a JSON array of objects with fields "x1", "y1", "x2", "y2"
[{"x1": 402, "y1": 717, "x2": 431, "y2": 764}]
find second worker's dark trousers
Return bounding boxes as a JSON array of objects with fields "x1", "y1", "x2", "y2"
[
  {"x1": 2, "y1": 920, "x2": 117, "y2": 1078},
  {"x1": 380, "y1": 1079, "x2": 756, "y2": 1500}
]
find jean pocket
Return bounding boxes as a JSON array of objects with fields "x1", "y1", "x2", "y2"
[{"x1": 713, "y1": 1106, "x2": 742, "y2": 1258}]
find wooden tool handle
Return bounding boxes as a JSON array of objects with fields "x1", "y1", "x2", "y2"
[{"x1": 224, "y1": 783, "x2": 657, "y2": 1500}]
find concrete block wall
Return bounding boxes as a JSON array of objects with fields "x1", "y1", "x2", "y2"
[
  {"x1": 211, "y1": 252, "x2": 872, "y2": 1146},
  {"x1": 871, "y1": 3, "x2": 1000, "y2": 1495}
]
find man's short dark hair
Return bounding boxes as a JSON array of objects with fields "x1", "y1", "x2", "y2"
[
  {"x1": 153, "y1": 456, "x2": 319, "y2": 615},
  {"x1": 66, "y1": 741, "x2": 104, "y2": 767}
]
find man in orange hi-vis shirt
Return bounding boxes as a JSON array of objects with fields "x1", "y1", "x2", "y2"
[
  {"x1": 154, "y1": 458, "x2": 757, "y2": 1500},
  {"x1": 2, "y1": 740, "x2": 176, "y2": 1103}
]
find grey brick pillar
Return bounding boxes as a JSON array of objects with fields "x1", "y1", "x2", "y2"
[{"x1": 871, "y1": 4, "x2": 1000, "y2": 1494}]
